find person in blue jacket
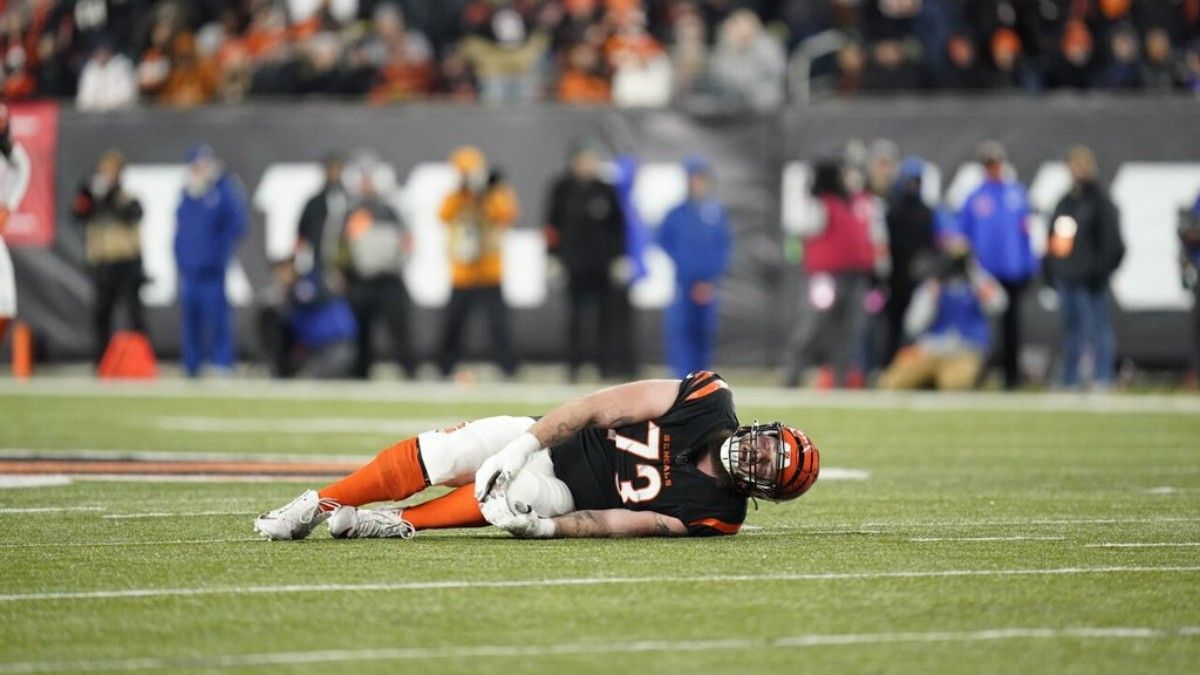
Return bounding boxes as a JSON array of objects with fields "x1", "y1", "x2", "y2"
[
  {"x1": 657, "y1": 155, "x2": 732, "y2": 379},
  {"x1": 958, "y1": 140, "x2": 1037, "y2": 389},
  {"x1": 174, "y1": 144, "x2": 247, "y2": 377}
]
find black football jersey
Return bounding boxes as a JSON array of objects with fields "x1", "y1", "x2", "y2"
[{"x1": 548, "y1": 372, "x2": 747, "y2": 536}]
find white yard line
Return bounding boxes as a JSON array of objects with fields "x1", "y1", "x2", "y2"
[
  {"x1": 0, "y1": 538, "x2": 261, "y2": 549},
  {"x1": 1, "y1": 566, "x2": 1198, "y2": 603},
  {"x1": 0, "y1": 449, "x2": 374, "y2": 463},
  {"x1": 1, "y1": 626, "x2": 1197, "y2": 673},
  {"x1": 0, "y1": 506, "x2": 104, "y2": 514},
  {"x1": 911, "y1": 536, "x2": 1066, "y2": 542},
  {"x1": 153, "y1": 416, "x2": 454, "y2": 435},
  {"x1": 101, "y1": 511, "x2": 256, "y2": 519},
  {"x1": 1086, "y1": 542, "x2": 1200, "y2": 548},
  {"x1": 5, "y1": 378, "x2": 1200, "y2": 415},
  {"x1": 0, "y1": 476, "x2": 73, "y2": 489}
]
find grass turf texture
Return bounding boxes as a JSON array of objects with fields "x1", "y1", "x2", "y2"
[{"x1": 1, "y1": 386, "x2": 1198, "y2": 673}]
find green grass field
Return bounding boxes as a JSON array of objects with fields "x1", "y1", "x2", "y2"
[{"x1": 1, "y1": 380, "x2": 1199, "y2": 674}]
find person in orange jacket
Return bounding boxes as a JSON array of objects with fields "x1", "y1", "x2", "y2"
[{"x1": 437, "y1": 146, "x2": 519, "y2": 378}]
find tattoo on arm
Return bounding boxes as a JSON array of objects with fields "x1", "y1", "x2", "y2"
[
  {"x1": 554, "y1": 510, "x2": 601, "y2": 537},
  {"x1": 653, "y1": 516, "x2": 673, "y2": 537}
]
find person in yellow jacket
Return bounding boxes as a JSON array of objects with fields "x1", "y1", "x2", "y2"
[{"x1": 437, "y1": 146, "x2": 518, "y2": 378}]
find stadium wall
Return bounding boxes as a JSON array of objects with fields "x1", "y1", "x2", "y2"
[{"x1": 6, "y1": 97, "x2": 1198, "y2": 369}]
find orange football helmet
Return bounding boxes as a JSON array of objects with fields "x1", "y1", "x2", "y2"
[{"x1": 719, "y1": 421, "x2": 819, "y2": 501}]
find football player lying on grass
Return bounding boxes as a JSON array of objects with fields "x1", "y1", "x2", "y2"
[{"x1": 254, "y1": 372, "x2": 820, "y2": 540}]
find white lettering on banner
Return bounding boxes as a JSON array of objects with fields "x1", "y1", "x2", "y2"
[
  {"x1": 1110, "y1": 163, "x2": 1200, "y2": 310},
  {"x1": 122, "y1": 165, "x2": 252, "y2": 308},
  {"x1": 628, "y1": 162, "x2": 685, "y2": 309},
  {"x1": 253, "y1": 163, "x2": 323, "y2": 261}
]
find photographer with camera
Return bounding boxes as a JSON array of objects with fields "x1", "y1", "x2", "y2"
[{"x1": 878, "y1": 230, "x2": 1008, "y2": 391}]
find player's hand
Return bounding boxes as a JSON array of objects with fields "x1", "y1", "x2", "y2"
[
  {"x1": 474, "y1": 432, "x2": 540, "y2": 501},
  {"x1": 480, "y1": 491, "x2": 554, "y2": 539},
  {"x1": 0, "y1": 208, "x2": 9, "y2": 235}
]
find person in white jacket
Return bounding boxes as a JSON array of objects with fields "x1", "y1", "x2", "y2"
[{"x1": 76, "y1": 43, "x2": 138, "y2": 112}]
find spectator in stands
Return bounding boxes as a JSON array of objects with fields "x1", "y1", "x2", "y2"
[
  {"x1": 1092, "y1": 23, "x2": 1144, "y2": 89},
  {"x1": 459, "y1": 6, "x2": 549, "y2": 105},
  {"x1": 782, "y1": 159, "x2": 874, "y2": 388},
  {"x1": 174, "y1": 144, "x2": 247, "y2": 378},
  {"x1": 863, "y1": 37, "x2": 928, "y2": 91},
  {"x1": 988, "y1": 27, "x2": 1041, "y2": 92},
  {"x1": 437, "y1": 145, "x2": 519, "y2": 379},
  {"x1": 833, "y1": 39, "x2": 867, "y2": 95},
  {"x1": 658, "y1": 155, "x2": 732, "y2": 379},
  {"x1": 884, "y1": 156, "x2": 937, "y2": 366},
  {"x1": 939, "y1": 33, "x2": 990, "y2": 91},
  {"x1": 1044, "y1": 145, "x2": 1125, "y2": 390},
  {"x1": 71, "y1": 149, "x2": 145, "y2": 365},
  {"x1": 1048, "y1": 20, "x2": 1095, "y2": 89},
  {"x1": 76, "y1": 40, "x2": 137, "y2": 111},
  {"x1": 668, "y1": 4, "x2": 709, "y2": 102},
  {"x1": 1180, "y1": 191, "x2": 1200, "y2": 387},
  {"x1": 1142, "y1": 26, "x2": 1184, "y2": 90},
  {"x1": 137, "y1": 16, "x2": 175, "y2": 99},
  {"x1": 556, "y1": 41, "x2": 611, "y2": 104},
  {"x1": 709, "y1": 9, "x2": 787, "y2": 111},
  {"x1": 260, "y1": 256, "x2": 358, "y2": 379},
  {"x1": 338, "y1": 152, "x2": 417, "y2": 379},
  {"x1": 439, "y1": 44, "x2": 479, "y2": 101},
  {"x1": 607, "y1": 7, "x2": 671, "y2": 107},
  {"x1": 159, "y1": 32, "x2": 219, "y2": 106},
  {"x1": 959, "y1": 140, "x2": 1037, "y2": 389},
  {"x1": 1186, "y1": 41, "x2": 1200, "y2": 93},
  {"x1": 363, "y1": 3, "x2": 436, "y2": 102},
  {"x1": 544, "y1": 140, "x2": 625, "y2": 381},
  {"x1": 296, "y1": 152, "x2": 349, "y2": 291},
  {"x1": 879, "y1": 234, "x2": 1008, "y2": 391}
]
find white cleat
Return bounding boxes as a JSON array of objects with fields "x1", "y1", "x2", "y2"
[
  {"x1": 254, "y1": 490, "x2": 338, "y2": 540},
  {"x1": 328, "y1": 505, "x2": 416, "y2": 539}
]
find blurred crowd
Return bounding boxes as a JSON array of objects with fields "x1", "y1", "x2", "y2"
[
  {"x1": 2, "y1": 0, "x2": 1199, "y2": 110},
  {"x1": 58, "y1": 130, "x2": 1200, "y2": 389}
]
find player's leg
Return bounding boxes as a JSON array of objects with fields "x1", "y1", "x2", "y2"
[
  {"x1": 329, "y1": 450, "x2": 573, "y2": 538},
  {"x1": 255, "y1": 416, "x2": 535, "y2": 540}
]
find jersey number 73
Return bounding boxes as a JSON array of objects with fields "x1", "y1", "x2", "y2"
[{"x1": 608, "y1": 422, "x2": 663, "y2": 504}]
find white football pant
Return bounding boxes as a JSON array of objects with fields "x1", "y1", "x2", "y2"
[{"x1": 417, "y1": 416, "x2": 575, "y2": 518}]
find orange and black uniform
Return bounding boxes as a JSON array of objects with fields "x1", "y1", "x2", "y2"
[
  {"x1": 437, "y1": 178, "x2": 519, "y2": 376},
  {"x1": 549, "y1": 371, "x2": 746, "y2": 536}
]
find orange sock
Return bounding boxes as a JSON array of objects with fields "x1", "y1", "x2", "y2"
[
  {"x1": 403, "y1": 484, "x2": 487, "y2": 530},
  {"x1": 318, "y1": 437, "x2": 428, "y2": 507}
]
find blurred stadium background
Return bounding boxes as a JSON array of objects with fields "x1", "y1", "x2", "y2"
[
  {"x1": 2, "y1": 1, "x2": 1200, "y2": 673},
  {"x1": 0, "y1": 0, "x2": 1198, "y2": 382}
]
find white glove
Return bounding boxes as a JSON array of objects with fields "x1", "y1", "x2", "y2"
[
  {"x1": 474, "y1": 432, "x2": 541, "y2": 501},
  {"x1": 480, "y1": 490, "x2": 556, "y2": 539}
]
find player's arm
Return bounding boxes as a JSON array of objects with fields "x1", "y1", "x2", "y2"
[
  {"x1": 550, "y1": 509, "x2": 687, "y2": 538},
  {"x1": 529, "y1": 379, "x2": 678, "y2": 448},
  {"x1": 474, "y1": 379, "x2": 680, "y2": 499},
  {"x1": 482, "y1": 501, "x2": 687, "y2": 539}
]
